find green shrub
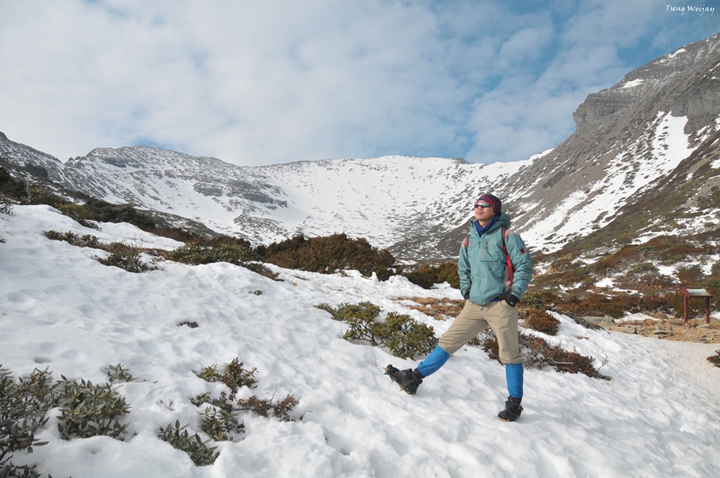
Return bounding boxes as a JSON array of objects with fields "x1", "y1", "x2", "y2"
[
  {"x1": 402, "y1": 262, "x2": 459, "y2": 289},
  {"x1": 167, "y1": 243, "x2": 276, "y2": 278},
  {"x1": 168, "y1": 243, "x2": 258, "y2": 265},
  {"x1": 82, "y1": 199, "x2": 156, "y2": 231},
  {"x1": 520, "y1": 291, "x2": 552, "y2": 310},
  {"x1": 56, "y1": 378, "x2": 130, "y2": 440},
  {"x1": 97, "y1": 243, "x2": 154, "y2": 273},
  {"x1": 712, "y1": 262, "x2": 720, "y2": 278},
  {"x1": 157, "y1": 421, "x2": 219, "y2": 466},
  {"x1": 0, "y1": 195, "x2": 12, "y2": 216},
  {"x1": 44, "y1": 230, "x2": 98, "y2": 247},
  {"x1": 319, "y1": 302, "x2": 437, "y2": 359},
  {"x1": 199, "y1": 407, "x2": 243, "y2": 441},
  {"x1": 376, "y1": 312, "x2": 438, "y2": 359},
  {"x1": 628, "y1": 262, "x2": 660, "y2": 276},
  {"x1": 262, "y1": 233, "x2": 397, "y2": 280},
  {"x1": 315, "y1": 301, "x2": 382, "y2": 322},
  {"x1": 0, "y1": 367, "x2": 57, "y2": 476},
  {"x1": 676, "y1": 265, "x2": 704, "y2": 284},
  {"x1": 194, "y1": 359, "x2": 258, "y2": 405},
  {"x1": 106, "y1": 363, "x2": 136, "y2": 383}
]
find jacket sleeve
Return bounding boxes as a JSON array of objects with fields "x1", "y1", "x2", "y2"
[
  {"x1": 506, "y1": 232, "x2": 533, "y2": 298},
  {"x1": 458, "y1": 241, "x2": 471, "y2": 299}
]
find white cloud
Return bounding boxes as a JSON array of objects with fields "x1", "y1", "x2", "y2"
[{"x1": 0, "y1": 0, "x2": 717, "y2": 166}]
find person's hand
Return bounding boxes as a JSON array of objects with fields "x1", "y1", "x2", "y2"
[
  {"x1": 498, "y1": 291, "x2": 519, "y2": 307},
  {"x1": 462, "y1": 291, "x2": 470, "y2": 300}
]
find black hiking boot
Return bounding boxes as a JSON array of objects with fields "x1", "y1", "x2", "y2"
[
  {"x1": 384, "y1": 365, "x2": 423, "y2": 395},
  {"x1": 498, "y1": 396, "x2": 523, "y2": 422}
]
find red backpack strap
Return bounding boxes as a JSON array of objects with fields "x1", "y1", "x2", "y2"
[
  {"x1": 503, "y1": 228, "x2": 514, "y2": 286},
  {"x1": 462, "y1": 235, "x2": 469, "y2": 250}
]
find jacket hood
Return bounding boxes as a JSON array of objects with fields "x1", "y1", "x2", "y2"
[{"x1": 470, "y1": 212, "x2": 511, "y2": 232}]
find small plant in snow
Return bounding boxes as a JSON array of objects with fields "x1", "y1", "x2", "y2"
[
  {"x1": 157, "y1": 421, "x2": 219, "y2": 467},
  {"x1": 106, "y1": 363, "x2": 136, "y2": 383},
  {"x1": 475, "y1": 331, "x2": 610, "y2": 380},
  {"x1": 56, "y1": 378, "x2": 131, "y2": 440},
  {"x1": 199, "y1": 406, "x2": 244, "y2": 441},
  {"x1": 236, "y1": 393, "x2": 299, "y2": 422},
  {"x1": 0, "y1": 367, "x2": 57, "y2": 477},
  {"x1": 97, "y1": 242, "x2": 156, "y2": 273},
  {"x1": 44, "y1": 230, "x2": 98, "y2": 247},
  {"x1": 318, "y1": 302, "x2": 437, "y2": 359},
  {"x1": 707, "y1": 350, "x2": 720, "y2": 367}
]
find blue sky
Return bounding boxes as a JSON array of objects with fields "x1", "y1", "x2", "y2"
[{"x1": 0, "y1": 0, "x2": 717, "y2": 166}]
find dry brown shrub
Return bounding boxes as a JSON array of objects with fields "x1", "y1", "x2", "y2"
[
  {"x1": 397, "y1": 297, "x2": 465, "y2": 320},
  {"x1": 476, "y1": 331, "x2": 610, "y2": 380},
  {"x1": 524, "y1": 309, "x2": 560, "y2": 335}
]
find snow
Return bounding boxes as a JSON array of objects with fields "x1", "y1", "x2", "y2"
[
  {"x1": 2, "y1": 205, "x2": 720, "y2": 478},
  {"x1": 621, "y1": 79, "x2": 644, "y2": 89},
  {"x1": 522, "y1": 111, "x2": 698, "y2": 254}
]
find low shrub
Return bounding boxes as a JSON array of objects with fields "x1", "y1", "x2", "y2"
[
  {"x1": 318, "y1": 302, "x2": 437, "y2": 359},
  {"x1": 315, "y1": 301, "x2": 382, "y2": 323},
  {"x1": 167, "y1": 243, "x2": 276, "y2": 278},
  {"x1": 194, "y1": 358, "x2": 258, "y2": 401},
  {"x1": 524, "y1": 309, "x2": 561, "y2": 335},
  {"x1": 199, "y1": 407, "x2": 243, "y2": 442},
  {"x1": 97, "y1": 243, "x2": 155, "y2": 273},
  {"x1": 402, "y1": 261, "x2": 459, "y2": 289},
  {"x1": 82, "y1": 199, "x2": 156, "y2": 231},
  {"x1": 168, "y1": 243, "x2": 259, "y2": 266},
  {"x1": 707, "y1": 350, "x2": 720, "y2": 367},
  {"x1": 520, "y1": 291, "x2": 559, "y2": 310},
  {"x1": 0, "y1": 367, "x2": 57, "y2": 476},
  {"x1": 0, "y1": 195, "x2": 12, "y2": 215},
  {"x1": 262, "y1": 233, "x2": 397, "y2": 280},
  {"x1": 44, "y1": 230, "x2": 98, "y2": 247},
  {"x1": 476, "y1": 331, "x2": 610, "y2": 380},
  {"x1": 676, "y1": 265, "x2": 704, "y2": 284},
  {"x1": 236, "y1": 394, "x2": 299, "y2": 422},
  {"x1": 106, "y1": 363, "x2": 136, "y2": 383},
  {"x1": 56, "y1": 378, "x2": 130, "y2": 440},
  {"x1": 157, "y1": 421, "x2": 219, "y2": 467},
  {"x1": 189, "y1": 358, "x2": 299, "y2": 453}
]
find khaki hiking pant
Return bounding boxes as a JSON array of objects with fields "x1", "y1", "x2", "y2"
[{"x1": 439, "y1": 300, "x2": 520, "y2": 364}]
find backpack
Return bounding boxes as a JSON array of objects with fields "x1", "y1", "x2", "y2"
[{"x1": 461, "y1": 227, "x2": 514, "y2": 288}]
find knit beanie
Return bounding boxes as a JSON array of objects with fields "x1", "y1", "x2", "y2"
[{"x1": 475, "y1": 193, "x2": 502, "y2": 216}]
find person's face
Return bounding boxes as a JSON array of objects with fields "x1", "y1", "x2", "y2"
[{"x1": 473, "y1": 202, "x2": 495, "y2": 223}]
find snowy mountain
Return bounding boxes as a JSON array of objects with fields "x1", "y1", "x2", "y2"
[
  {"x1": 2, "y1": 204, "x2": 720, "y2": 477},
  {"x1": 2, "y1": 33, "x2": 720, "y2": 264}
]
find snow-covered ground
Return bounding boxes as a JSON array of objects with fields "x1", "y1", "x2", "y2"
[{"x1": 2, "y1": 205, "x2": 720, "y2": 478}]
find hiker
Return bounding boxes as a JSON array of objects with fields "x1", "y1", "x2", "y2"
[{"x1": 386, "y1": 193, "x2": 533, "y2": 421}]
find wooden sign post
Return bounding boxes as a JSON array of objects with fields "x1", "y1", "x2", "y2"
[{"x1": 681, "y1": 288, "x2": 713, "y2": 325}]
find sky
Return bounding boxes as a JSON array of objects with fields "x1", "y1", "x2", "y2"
[
  {"x1": 2, "y1": 204, "x2": 720, "y2": 477},
  {"x1": 0, "y1": 0, "x2": 718, "y2": 167}
]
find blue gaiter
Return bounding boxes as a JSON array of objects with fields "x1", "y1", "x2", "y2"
[
  {"x1": 506, "y1": 363, "x2": 523, "y2": 399},
  {"x1": 417, "y1": 345, "x2": 451, "y2": 377}
]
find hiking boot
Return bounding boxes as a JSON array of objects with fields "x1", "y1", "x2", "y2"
[
  {"x1": 497, "y1": 396, "x2": 523, "y2": 422},
  {"x1": 385, "y1": 365, "x2": 423, "y2": 395}
]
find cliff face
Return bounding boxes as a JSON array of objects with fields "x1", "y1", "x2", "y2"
[{"x1": 501, "y1": 33, "x2": 720, "y2": 254}]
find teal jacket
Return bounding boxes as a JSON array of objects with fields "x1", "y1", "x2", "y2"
[{"x1": 458, "y1": 212, "x2": 533, "y2": 306}]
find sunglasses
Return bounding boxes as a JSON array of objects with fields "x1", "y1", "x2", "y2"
[{"x1": 474, "y1": 203, "x2": 492, "y2": 209}]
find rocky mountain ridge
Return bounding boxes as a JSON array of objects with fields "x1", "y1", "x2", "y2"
[{"x1": 2, "y1": 33, "x2": 720, "y2": 265}]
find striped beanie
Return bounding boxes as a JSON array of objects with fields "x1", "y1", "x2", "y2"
[{"x1": 475, "y1": 193, "x2": 502, "y2": 216}]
